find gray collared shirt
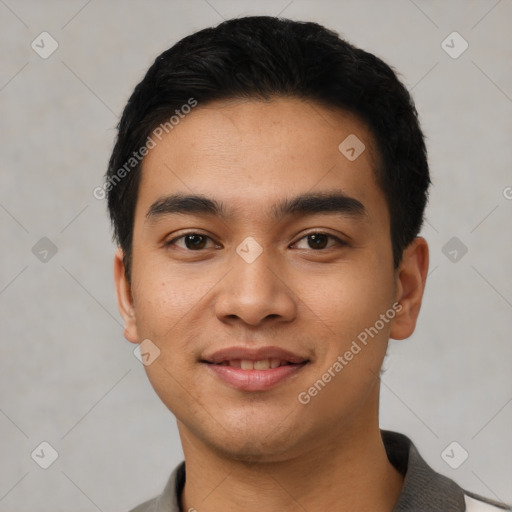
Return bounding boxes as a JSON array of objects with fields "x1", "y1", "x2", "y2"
[{"x1": 129, "y1": 430, "x2": 511, "y2": 512}]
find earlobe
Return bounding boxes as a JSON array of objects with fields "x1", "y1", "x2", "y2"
[
  {"x1": 389, "y1": 237, "x2": 429, "y2": 341},
  {"x1": 113, "y1": 248, "x2": 139, "y2": 344}
]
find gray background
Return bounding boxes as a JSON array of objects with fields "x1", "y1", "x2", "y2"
[{"x1": 1, "y1": 0, "x2": 511, "y2": 510}]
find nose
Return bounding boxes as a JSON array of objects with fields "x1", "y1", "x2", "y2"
[{"x1": 214, "y1": 246, "x2": 297, "y2": 327}]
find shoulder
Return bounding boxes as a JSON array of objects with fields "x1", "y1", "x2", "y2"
[
  {"x1": 126, "y1": 461, "x2": 185, "y2": 512},
  {"x1": 381, "y1": 430, "x2": 511, "y2": 512},
  {"x1": 128, "y1": 497, "x2": 158, "y2": 512},
  {"x1": 464, "y1": 492, "x2": 512, "y2": 511}
]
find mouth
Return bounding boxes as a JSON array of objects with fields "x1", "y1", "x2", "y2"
[
  {"x1": 201, "y1": 346, "x2": 310, "y2": 391},
  {"x1": 209, "y1": 358, "x2": 301, "y2": 370}
]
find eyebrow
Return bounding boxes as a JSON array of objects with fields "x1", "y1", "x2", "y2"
[{"x1": 145, "y1": 191, "x2": 366, "y2": 223}]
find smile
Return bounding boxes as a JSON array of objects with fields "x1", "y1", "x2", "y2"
[
  {"x1": 215, "y1": 358, "x2": 294, "y2": 370},
  {"x1": 202, "y1": 346, "x2": 310, "y2": 391}
]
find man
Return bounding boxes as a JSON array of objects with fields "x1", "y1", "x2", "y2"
[{"x1": 105, "y1": 16, "x2": 511, "y2": 512}]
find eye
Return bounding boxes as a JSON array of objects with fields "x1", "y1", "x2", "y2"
[
  {"x1": 166, "y1": 232, "x2": 217, "y2": 251},
  {"x1": 293, "y1": 232, "x2": 345, "y2": 250}
]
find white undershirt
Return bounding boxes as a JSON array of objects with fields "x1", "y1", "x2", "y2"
[{"x1": 465, "y1": 494, "x2": 510, "y2": 511}]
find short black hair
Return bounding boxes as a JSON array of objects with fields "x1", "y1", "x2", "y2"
[{"x1": 105, "y1": 15, "x2": 430, "y2": 280}]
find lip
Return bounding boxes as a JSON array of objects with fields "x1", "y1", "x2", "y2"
[
  {"x1": 202, "y1": 346, "x2": 308, "y2": 365},
  {"x1": 201, "y1": 346, "x2": 309, "y2": 392}
]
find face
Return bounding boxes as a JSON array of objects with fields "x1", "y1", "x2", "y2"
[{"x1": 115, "y1": 97, "x2": 427, "y2": 462}]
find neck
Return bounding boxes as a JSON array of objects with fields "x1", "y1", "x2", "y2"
[{"x1": 178, "y1": 389, "x2": 403, "y2": 512}]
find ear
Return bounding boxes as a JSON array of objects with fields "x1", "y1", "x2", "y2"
[
  {"x1": 113, "y1": 248, "x2": 139, "y2": 344},
  {"x1": 389, "y1": 237, "x2": 429, "y2": 340}
]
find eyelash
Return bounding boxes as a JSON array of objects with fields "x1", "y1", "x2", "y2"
[{"x1": 165, "y1": 231, "x2": 346, "y2": 251}]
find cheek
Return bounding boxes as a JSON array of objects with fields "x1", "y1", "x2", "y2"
[
  {"x1": 293, "y1": 260, "x2": 395, "y2": 346},
  {"x1": 131, "y1": 269, "x2": 207, "y2": 417},
  {"x1": 131, "y1": 258, "x2": 212, "y2": 340},
  {"x1": 129, "y1": 260, "x2": 219, "y2": 395},
  {"x1": 294, "y1": 270, "x2": 395, "y2": 422}
]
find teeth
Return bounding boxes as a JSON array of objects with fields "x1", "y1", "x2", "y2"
[
  {"x1": 241, "y1": 359, "x2": 254, "y2": 370},
  {"x1": 232, "y1": 358, "x2": 287, "y2": 370},
  {"x1": 254, "y1": 359, "x2": 270, "y2": 370},
  {"x1": 214, "y1": 358, "x2": 296, "y2": 369}
]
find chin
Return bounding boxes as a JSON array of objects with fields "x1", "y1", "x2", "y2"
[
  {"x1": 212, "y1": 437, "x2": 295, "y2": 463},
  {"x1": 191, "y1": 422, "x2": 302, "y2": 464}
]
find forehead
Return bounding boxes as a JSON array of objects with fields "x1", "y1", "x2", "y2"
[{"x1": 136, "y1": 97, "x2": 386, "y2": 224}]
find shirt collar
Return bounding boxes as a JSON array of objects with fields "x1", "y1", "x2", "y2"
[
  {"x1": 382, "y1": 430, "x2": 466, "y2": 511},
  {"x1": 151, "y1": 430, "x2": 467, "y2": 511}
]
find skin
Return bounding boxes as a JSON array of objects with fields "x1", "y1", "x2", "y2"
[{"x1": 114, "y1": 97, "x2": 429, "y2": 511}]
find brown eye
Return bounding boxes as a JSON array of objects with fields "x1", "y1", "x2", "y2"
[
  {"x1": 183, "y1": 234, "x2": 208, "y2": 250},
  {"x1": 293, "y1": 232, "x2": 343, "y2": 250},
  {"x1": 306, "y1": 233, "x2": 329, "y2": 249},
  {"x1": 166, "y1": 233, "x2": 216, "y2": 251}
]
